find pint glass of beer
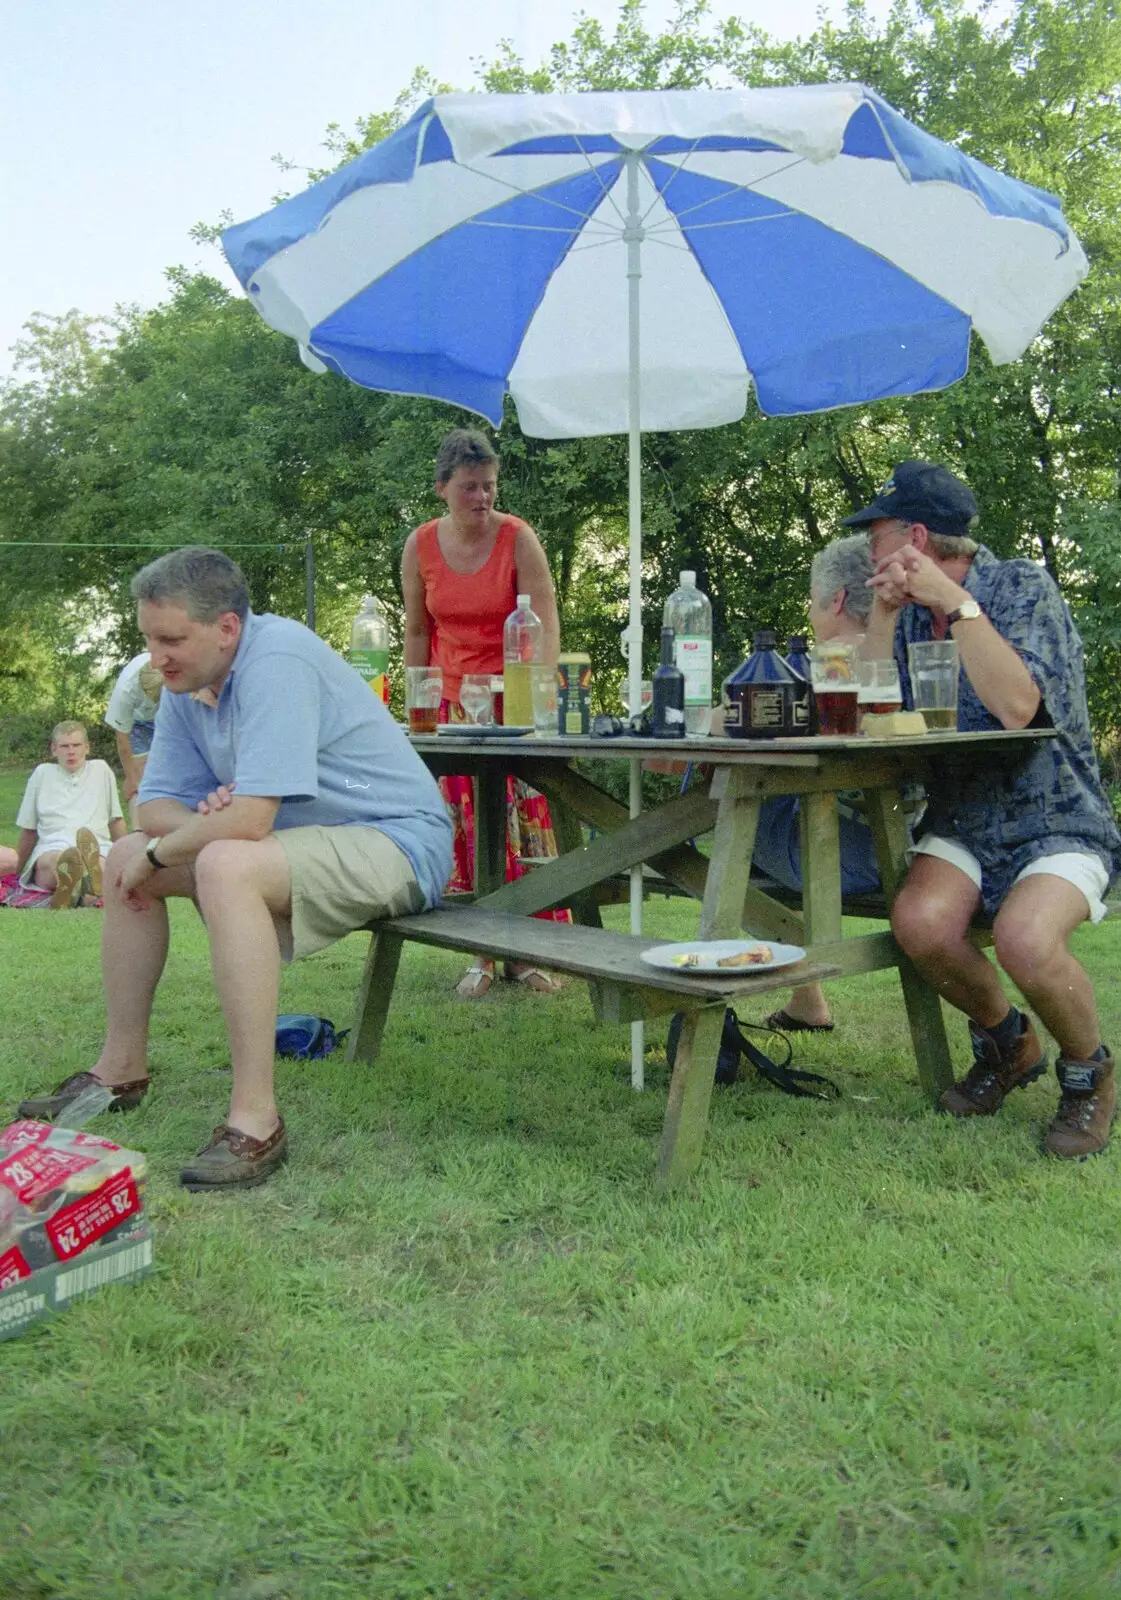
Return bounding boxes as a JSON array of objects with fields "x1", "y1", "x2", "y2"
[
  {"x1": 858, "y1": 659, "x2": 904, "y2": 717},
  {"x1": 405, "y1": 666, "x2": 443, "y2": 734},
  {"x1": 809, "y1": 641, "x2": 860, "y2": 736},
  {"x1": 907, "y1": 641, "x2": 959, "y2": 732}
]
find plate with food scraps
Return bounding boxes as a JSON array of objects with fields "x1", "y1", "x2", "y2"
[{"x1": 640, "y1": 939, "x2": 807, "y2": 974}]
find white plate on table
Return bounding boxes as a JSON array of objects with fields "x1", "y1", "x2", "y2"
[
  {"x1": 431, "y1": 724, "x2": 535, "y2": 738},
  {"x1": 641, "y1": 938, "x2": 807, "y2": 974}
]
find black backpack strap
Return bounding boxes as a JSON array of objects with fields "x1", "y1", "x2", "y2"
[{"x1": 727, "y1": 1010, "x2": 842, "y2": 1100}]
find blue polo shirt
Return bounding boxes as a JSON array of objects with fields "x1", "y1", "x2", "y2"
[
  {"x1": 138, "y1": 611, "x2": 452, "y2": 908},
  {"x1": 893, "y1": 546, "x2": 1121, "y2": 911}
]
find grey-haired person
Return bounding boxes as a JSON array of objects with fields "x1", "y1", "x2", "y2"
[
  {"x1": 20, "y1": 547, "x2": 453, "y2": 1189},
  {"x1": 854, "y1": 460, "x2": 1121, "y2": 1158}
]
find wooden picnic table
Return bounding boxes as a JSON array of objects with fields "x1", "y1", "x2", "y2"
[{"x1": 409, "y1": 727, "x2": 1053, "y2": 1114}]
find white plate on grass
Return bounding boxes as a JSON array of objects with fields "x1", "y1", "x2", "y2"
[{"x1": 641, "y1": 938, "x2": 807, "y2": 974}]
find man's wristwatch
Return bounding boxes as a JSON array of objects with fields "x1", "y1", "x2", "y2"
[
  {"x1": 145, "y1": 839, "x2": 165, "y2": 870},
  {"x1": 946, "y1": 600, "x2": 983, "y2": 626}
]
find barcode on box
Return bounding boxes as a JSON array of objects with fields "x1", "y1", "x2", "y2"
[{"x1": 55, "y1": 1239, "x2": 152, "y2": 1303}]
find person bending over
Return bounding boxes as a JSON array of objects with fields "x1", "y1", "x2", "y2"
[
  {"x1": 105, "y1": 651, "x2": 164, "y2": 825},
  {"x1": 20, "y1": 547, "x2": 453, "y2": 1190}
]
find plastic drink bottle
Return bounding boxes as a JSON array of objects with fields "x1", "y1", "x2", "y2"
[
  {"x1": 651, "y1": 626, "x2": 686, "y2": 739},
  {"x1": 722, "y1": 629, "x2": 810, "y2": 740},
  {"x1": 349, "y1": 595, "x2": 390, "y2": 705},
  {"x1": 502, "y1": 593, "x2": 543, "y2": 726},
  {"x1": 784, "y1": 633, "x2": 816, "y2": 735},
  {"x1": 663, "y1": 571, "x2": 712, "y2": 735}
]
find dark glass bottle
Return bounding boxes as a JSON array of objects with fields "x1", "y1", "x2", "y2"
[
  {"x1": 722, "y1": 628, "x2": 811, "y2": 740},
  {"x1": 784, "y1": 633, "x2": 816, "y2": 735},
  {"x1": 651, "y1": 626, "x2": 686, "y2": 739}
]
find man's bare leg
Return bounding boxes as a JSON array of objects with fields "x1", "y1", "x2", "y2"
[
  {"x1": 775, "y1": 981, "x2": 833, "y2": 1026},
  {"x1": 891, "y1": 854, "x2": 1010, "y2": 1025},
  {"x1": 93, "y1": 833, "x2": 195, "y2": 1085},
  {"x1": 992, "y1": 875, "x2": 1101, "y2": 1059},
  {"x1": 193, "y1": 837, "x2": 293, "y2": 1142},
  {"x1": 32, "y1": 850, "x2": 63, "y2": 890}
]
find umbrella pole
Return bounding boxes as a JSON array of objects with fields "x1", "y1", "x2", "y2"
[{"x1": 625, "y1": 151, "x2": 645, "y2": 1093}]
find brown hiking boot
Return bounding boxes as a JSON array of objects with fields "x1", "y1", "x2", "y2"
[
  {"x1": 76, "y1": 827, "x2": 103, "y2": 897},
  {"x1": 180, "y1": 1119, "x2": 288, "y2": 1191},
  {"x1": 940, "y1": 1016, "x2": 1047, "y2": 1117},
  {"x1": 1044, "y1": 1053, "x2": 1116, "y2": 1159},
  {"x1": 18, "y1": 1070, "x2": 150, "y2": 1120}
]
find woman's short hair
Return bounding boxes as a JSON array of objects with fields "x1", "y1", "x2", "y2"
[
  {"x1": 810, "y1": 534, "x2": 875, "y2": 625},
  {"x1": 435, "y1": 429, "x2": 500, "y2": 487},
  {"x1": 130, "y1": 547, "x2": 250, "y2": 623}
]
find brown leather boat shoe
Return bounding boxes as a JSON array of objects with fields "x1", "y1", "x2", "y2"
[
  {"x1": 940, "y1": 1016, "x2": 1046, "y2": 1117},
  {"x1": 180, "y1": 1119, "x2": 288, "y2": 1190},
  {"x1": 18, "y1": 1070, "x2": 150, "y2": 1121}
]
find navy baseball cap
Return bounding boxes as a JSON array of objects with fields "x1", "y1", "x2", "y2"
[{"x1": 842, "y1": 460, "x2": 979, "y2": 535}]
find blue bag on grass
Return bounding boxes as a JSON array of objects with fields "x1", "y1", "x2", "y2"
[{"x1": 275, "y1": 1014, "x2": 349, "y2": 1060}]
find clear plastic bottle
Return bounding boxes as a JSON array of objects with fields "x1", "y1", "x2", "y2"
[
  {"x1": 663, "y1": 570, "x2": 712, "y2": 736},
  {"x1": 502, "y1": 593, "x2": 543, "y2": 727},
  {"x1": 349, "y1": 595, "x2": 390, "y2": 705}
]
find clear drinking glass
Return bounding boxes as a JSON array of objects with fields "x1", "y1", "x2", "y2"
[
  {"x1": 858, "y1": 659, "x2": 903, "y2": 717},
  {"x1": 459, "y1": 673, "x2": 493, "y2": 726},
  {"x1": 907, "y1": 641, "x2": 959, "y2": 732},
  {"x1": 623, "y1": 679, "x2": 654, "y2": 718},
  {"x1": 405, "y1": 665, "x2": 443, "y2": 734},
  {"x1": 809, "y1": 641, "x2": 860, "y2": 736},
  {"x1": 529, "y1": 663, "x2": 559, "y2": 737}
]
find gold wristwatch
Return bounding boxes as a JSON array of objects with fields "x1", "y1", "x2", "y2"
[{"x1": 946, "y1": 600, "x2": 982, "y2": 626}]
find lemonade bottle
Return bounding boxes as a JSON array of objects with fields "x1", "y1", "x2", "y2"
[
  {"x1": 349, "y1": 595, "x2": 390, "y2": 705},
  {"x1": 502, "y1": 594, "x2": 542, "y2": 726}
]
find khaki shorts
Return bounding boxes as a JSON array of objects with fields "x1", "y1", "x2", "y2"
[{"x1": 276, "y1": 825, "x2": 424, "y2": 961}]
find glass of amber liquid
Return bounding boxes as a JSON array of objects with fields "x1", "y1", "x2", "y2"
[
  {"x1": 908, "y1": 641, "x2": 959, "y2": 732},
  {"x1": 858, "y1": 659, "x2": 904, "y2": 719},
  {"x1": 810, "y1": 641, "x2": 860, "y2": 735},
  {"x1": 406, "y1": 666, "x2": 443, "y2": 734}
]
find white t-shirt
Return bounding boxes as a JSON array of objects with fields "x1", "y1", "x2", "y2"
[
  {"x1": 16, "y1": 760, "x2": 124, "y2": 880},
  {"x1": 105, "y1": 652, "x2": 160, "y2": 734}
]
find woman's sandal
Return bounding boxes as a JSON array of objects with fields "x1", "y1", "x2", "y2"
[
  {"x1": 455, "y1": 963, "x2": 495, "y2": 999},
  {"x1": 764, "y1": 1007, "x2": 835, "y2": 1034},
  {"x1": 503, "y1": 964, "x2": 563, "y2": 994}
]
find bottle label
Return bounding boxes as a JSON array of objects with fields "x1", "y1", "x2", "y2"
[
  {"x1": 674, "y1": 637, "x2": 712, "y2": 705},
  {"x1": 748, "y1": 686, "x2": 785, "y2": 730},
  {"x1": 350, "y1": 648, "x2": 390, "y2": 706}
]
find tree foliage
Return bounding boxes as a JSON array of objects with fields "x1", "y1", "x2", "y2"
[{"x1": 1, "y1": 0, "x2": 1119, "y2": 746}]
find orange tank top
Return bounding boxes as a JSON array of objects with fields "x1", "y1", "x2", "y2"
[{"x1": 416, "y1": 516, "x2": 521, "y2": 703}]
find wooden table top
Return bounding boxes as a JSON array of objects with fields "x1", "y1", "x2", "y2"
[{"x1": 407, "y1": 727, "x2": 1053, "y2": 764}]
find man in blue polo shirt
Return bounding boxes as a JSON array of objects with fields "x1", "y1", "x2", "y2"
[
  {"x1": 853, "y1": 462, "x2": 1120, "y2": 1159},
  {"x1": 20, "y1": 547, "x2": 453, "y2": 1189}
]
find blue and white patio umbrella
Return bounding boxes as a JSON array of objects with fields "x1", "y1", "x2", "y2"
[{"x1": 224, "y1": 85, "x2": 1086, "y2": 1088}]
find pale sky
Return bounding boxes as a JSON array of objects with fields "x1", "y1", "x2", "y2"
[{"x1": 1, "y1": 0, "x2": 897, "y2": 375}]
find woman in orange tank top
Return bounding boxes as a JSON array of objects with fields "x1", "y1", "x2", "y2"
[{"x1": 401, "y1": 429, "x2": 568, "y2": 997}]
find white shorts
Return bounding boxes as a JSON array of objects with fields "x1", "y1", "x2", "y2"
[{"x1": 912, "y1": 835, "x2": 1111, "y2": 923}]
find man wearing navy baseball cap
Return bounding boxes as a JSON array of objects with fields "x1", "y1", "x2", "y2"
[{"x1": 852, "y1": 461, "x2": 1120, "y2": 1159}]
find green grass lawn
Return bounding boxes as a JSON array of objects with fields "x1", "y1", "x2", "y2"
[{"x1": 2, "y1": 762, "x2": 1120, "y2": 1598}]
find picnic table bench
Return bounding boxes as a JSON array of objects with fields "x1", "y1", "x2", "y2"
[
  {"x1": 350, "y1": 902, "x2": 838, "y2": 1186},
  {"x1": 348, "y1": 727, "x2": 1055, "y2": 1186}
]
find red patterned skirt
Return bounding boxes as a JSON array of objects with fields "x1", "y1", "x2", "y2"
[{"x1": 438, "y1": 700, "x2": 570, "y2": 924}]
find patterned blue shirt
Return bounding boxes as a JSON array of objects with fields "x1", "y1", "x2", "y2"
[{"x1": 893, "y1": 546, "x2": 1120, "y2": 907}]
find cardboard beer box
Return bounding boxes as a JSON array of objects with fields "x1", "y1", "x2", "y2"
[{"x1": 0, "y1": 1119, "x2": 152, "y2": 1342}]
